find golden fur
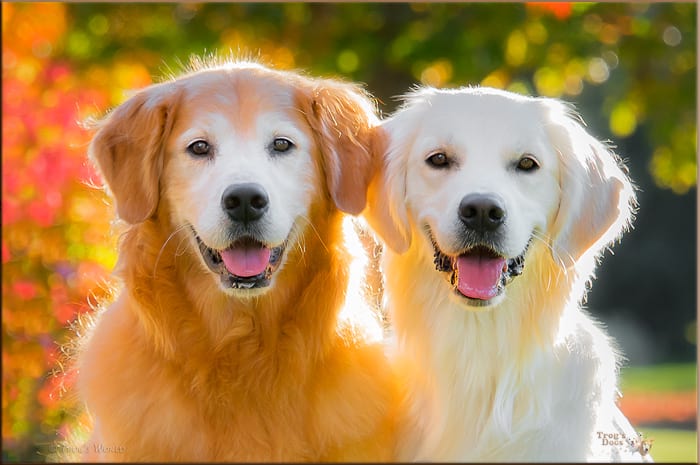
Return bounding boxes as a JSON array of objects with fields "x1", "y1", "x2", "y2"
[{"x1": 74, "y1": 61, "x2": 399, "y2": 461}]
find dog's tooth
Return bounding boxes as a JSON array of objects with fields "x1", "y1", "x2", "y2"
[
  {"x1": 506, "y1": 255, "x2": 525, "y2": 277},
  {"x1": 433, "y1": 250, "x2": 453, "y2": 273}
]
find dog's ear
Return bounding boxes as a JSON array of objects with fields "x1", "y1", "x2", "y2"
[
  {"x1": 363, "y1": 119, "x2": 412, "y2": 254},
  {"x1": 302, "y1": 80, "x2": 377, "y2": 215},
  {"x1": 88, "y1": 83, "x2": 179, "y2": 224},
  {"x1": 544, "y1": 101, "x2": 636, "y2": 267}
]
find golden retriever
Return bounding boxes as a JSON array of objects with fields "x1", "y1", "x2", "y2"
[
  {"x1": 365, "y1": 87, "x2": 652, "y2": 461},
  {"x1": 75, "y1": 60, "x2": 399, "y2": 461}
]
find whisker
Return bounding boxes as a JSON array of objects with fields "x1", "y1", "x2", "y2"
[
  {"x1": 173, "y1": 233, "x2": 191, "y2": 258},
  {"x1": 153, "y1": 225, "x2": 190, "y2": 278},
  {"x1": 296, "y1": 215, "x2": 330, "y2": 254},
  {"x1": 530, "y1": 230, "x2": 573, "y2": 281},
  {"x1": 291, "y1": 222, "x2": 310, "y2": 268},
  {"x1": 529, "y1": 231, "x2": 553, "y2": 254},
  {"x1": 298, "y1": 233, "x2": 308, "y2": 267}
]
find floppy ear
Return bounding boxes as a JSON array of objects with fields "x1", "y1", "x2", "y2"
[
  {"x1": 303, "y1": 80, "x2": 378, "y2": 215},
  {"x1": 88, "y1": 83, "x2": 179, "y2": 224},
  {"x1": 544, "y1": 101, "x2": 636, "y2": 267},
  {"x1": 363, "y1": 118, "x2": 412, "y2": 254}
]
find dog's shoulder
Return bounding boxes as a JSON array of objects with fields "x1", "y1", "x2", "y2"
[
  {"x1": 309, "y1": 331, "x2": 399, "y2": 461},
  {"x1": 556, "y1": 307, "x2": 618, "y2": 366}
]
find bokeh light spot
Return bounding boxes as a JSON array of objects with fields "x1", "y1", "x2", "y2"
[
  {"x1": 88, "y1": 15, "x2": 109, "y2": 36},
  {"x1": 31, "y1": 41, "x2": 53, "y2": 59},
  {"x1": 663, "y1": 26, "x2": 682, "y2": 47},
  {"x1": 600, "y1": 23, "x2": 620, "y2": 45},
  {"x1": 583, "y1": 14, "x2": 602, "y2": 36},
  {"x1": 609, "y1": 101, "x2": 637, "y2": 137},
  {"x1": 587, "y1": 57, "x2": 610, "y2": 84},
  {"x1": 534, "y1": 66, "x2": 565, "y2": 97},
  {"x1": 506, "y1": 80, "x2": 532, "y2": 96},
  {"x1": 419, "y1": 59, "x2": 453, "y2": 87},
  {"x1": 602, "y1": 50, "x2": 619, "y2": 69},
  {"x1": 66, "y1": 31, "x2": 91, "y2": 59},
  {"x1": 481, "y1": 70, "x2": 509, "y2": 89},
  {"x1": 506, "y1": 30, "x2": 528, "y2": 67},
  {"x1": 525, "y1": 20, "x2": 547, "y2": 44},
  {"x1": 337, "y1": 49, "x2": 359, "y2": 74},
  {"x1": 390, "y1": 35, "x2": 413, "y2": 62}
]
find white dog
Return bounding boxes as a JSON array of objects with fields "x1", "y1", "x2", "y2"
[{"x1": 365, "y1": 87, "x2": 652, "y2": 462}]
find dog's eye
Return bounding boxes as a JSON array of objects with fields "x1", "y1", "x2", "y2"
[
  {"x1": 271, "y1": 137, "x2": 295, "y2": 154},
  {"x1": 426, "y1": 152, "x2": 450, "y2": 169},
  {"x1": 187, "y1": 140, "x2": 211, "y2": 157},
  {"x1": 516, "y1": 154, "x2": 539, "y2": 172}
]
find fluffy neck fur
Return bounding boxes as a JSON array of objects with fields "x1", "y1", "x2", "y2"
[
  {"x1": 386, "y1": 232, "x2": 617, "y2": 460},
  {"x1": 75, "y1": 198, "x2": 399, "y2": 462},
  {"x1": 114, "y1": 197, "x2": 348, "y2": 409}
]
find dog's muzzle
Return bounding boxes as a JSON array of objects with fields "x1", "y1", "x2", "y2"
[
  {"x1": 196, "y1": 233, "x2": 287, "y2": 290},
  {"x1": 192, "y1": 182, "x2": 289, "y2": 290},
  {"x1": 429, "y1": 230, "x2": 528, "y2": 307}
]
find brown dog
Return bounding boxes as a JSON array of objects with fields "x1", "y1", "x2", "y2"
[{"x1": 75, "y1": 60, "x2": 398, "y2": 461}]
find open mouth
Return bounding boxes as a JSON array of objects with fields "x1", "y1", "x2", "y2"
[
  {"x1": 430, "y1": 232, "x2": 527, "y2": 306},
  {"x1": 195, "y1": 232, "x2": 287, "y2": 290}
]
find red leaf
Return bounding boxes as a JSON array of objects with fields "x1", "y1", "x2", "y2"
[
  {"x1": 2, "y1": 198, "x2": 22, "y2": 224},
  {"x1": 27, "y1": 200, "x2": 56, "y2": 227},
  {"x1": 2, "y1": 240, "x2": 10, "y2": 263},
  {"x1": 527, "y1": 2, "x2": 573, "y2": 20},
  {"x1": 12, "y1": 280, "x2": 38, "y2": 300}
]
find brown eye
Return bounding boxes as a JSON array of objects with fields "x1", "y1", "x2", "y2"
[
  {"x1": 517, "y1": 154, "x2": 539, "y2": 172},
  {"x1": 426, "y1": 152, "x2": 450, "y2": 169},
  {"x1": 187, "y1": 140, "x2": 210, "y2": 157},
  {"x1": 271, "y1": 137, "x2": 294, "y2": 154}
]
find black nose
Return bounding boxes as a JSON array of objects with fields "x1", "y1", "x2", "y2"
[
  {"x1": 458, "y1": 193, "x2": 506, "y2": 232},
  {"x1": 221, "y1": 183, "x2": 269, "y2": 223}
]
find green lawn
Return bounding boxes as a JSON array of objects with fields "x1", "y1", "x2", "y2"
[
  {"x1": 620, "y1": 363, "x2": 697, "y2": 393},
  {"x1": 639, "y1": 428, "x2": 697, "y2": 462},
  {"x1": 620, "y1": 363, "x2": 697, "y2": 462}
]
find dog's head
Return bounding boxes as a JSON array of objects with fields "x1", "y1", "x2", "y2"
[
  {"x1": 366, "y1": 87, "x2": 635, "y2": 309},
  {"x1": 89, "y1": 61, "x2": 377, "y2": 296}
]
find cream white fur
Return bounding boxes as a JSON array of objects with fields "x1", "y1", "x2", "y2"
[{"x1": 366, "y1": 87, "x2": 651, "y2": 462}]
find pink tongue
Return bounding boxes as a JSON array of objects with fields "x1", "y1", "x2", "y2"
[
  {"x1": 220, "y1": 245, "x2": 271, "y2": 277},
  {"x1": 455, "y1": 254, "x2": 506, "y2": 300}
]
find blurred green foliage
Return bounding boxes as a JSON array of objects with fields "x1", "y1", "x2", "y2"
[
  {"x1": 639, "y1": 428, "x2": 697, "y2": 462},
  {"x1": 56, "y1": 2, "x2": 696, "y2": 192},
  {"x1": 621, "y1": 363, "x2": 697, "y2": 393},
  {"x1": 2, "y1": 3, "x2": 696, "y2": 462}
]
